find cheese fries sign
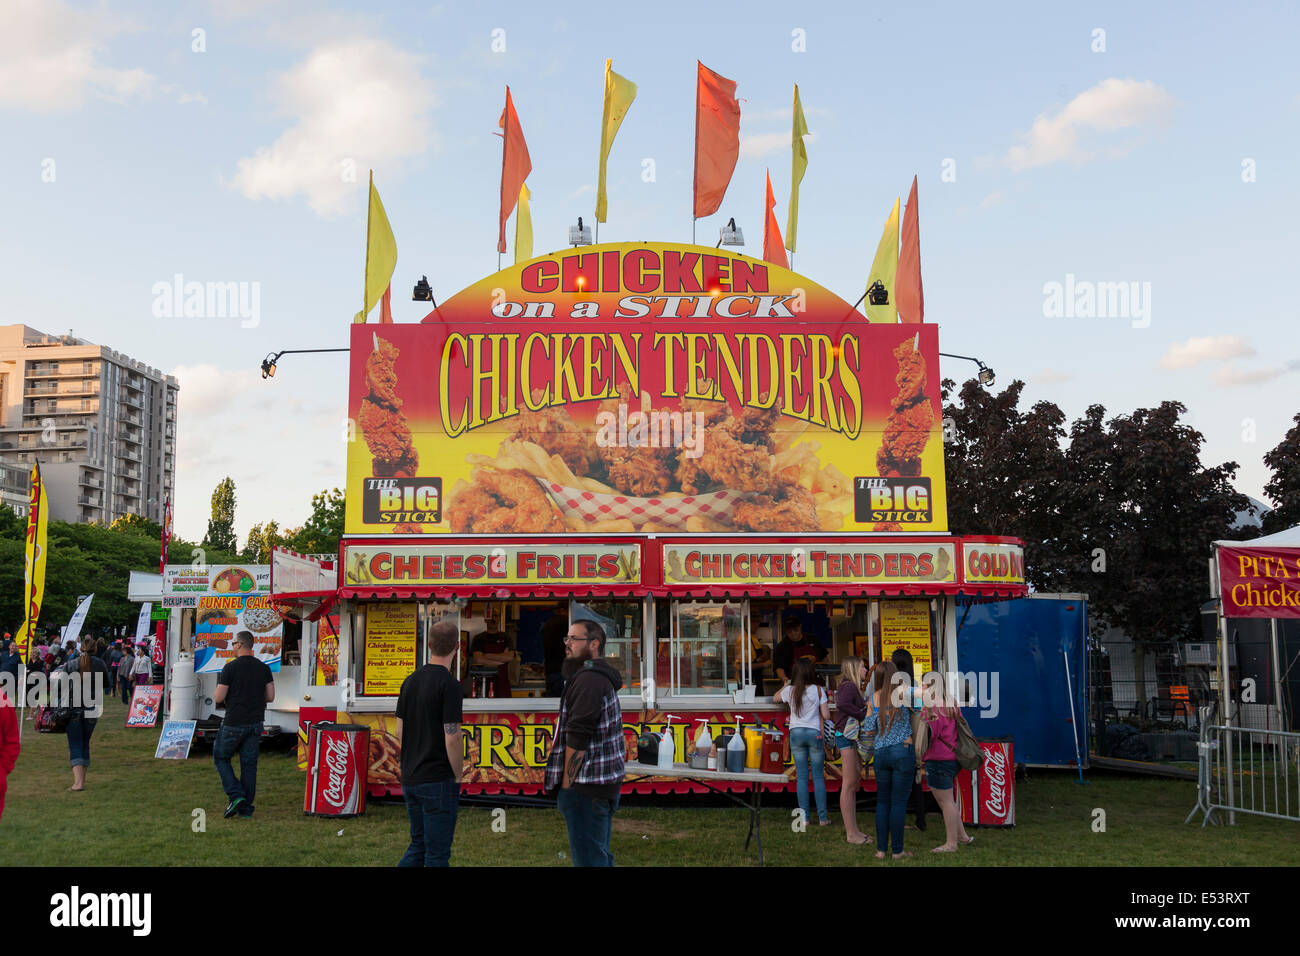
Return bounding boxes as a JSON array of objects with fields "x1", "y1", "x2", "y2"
[{"x1": 345, "y1": 242, "x2": 948, "y2": 536}]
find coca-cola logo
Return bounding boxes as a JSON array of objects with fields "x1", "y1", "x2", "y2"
[
  {"x1": 322, "y1": 737, "x2": 354, "y2": 809},
  {"x1": 983, "y1": 745, "x2": 1008, "y2": 819}
]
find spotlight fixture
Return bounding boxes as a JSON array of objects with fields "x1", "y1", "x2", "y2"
[
  {"x1": 867, "y1": 280, "x2": 889, "y2": 306},
  {"x1": 569, "y1": 216, "x2": 592, "y2": 246},
  {"x1": 412, "y1": 275, "x2": 435, "y2": 302},
  {"x1": 717, "y1": 218, "x2": 744, "y2": 247},
  {"x1": 260, "y1": 353, "x2": 280, "y2": 379},
  {"x1": 939, "y1": 352, "x2": 997, "y2": 388}
]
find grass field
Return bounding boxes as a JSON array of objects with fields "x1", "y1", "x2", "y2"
[{"x1": 4, "y1": 696, "x2": 1299, "y2": 867}]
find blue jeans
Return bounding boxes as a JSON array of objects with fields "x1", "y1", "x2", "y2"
[
  {"x1": 789, "y1": 727, "x2": 828, "y2": 824},
  {"x1": 873, "y1": 743, "x2": 916, "y2": 854},
  {"x1": 120, "y1": 676, "x2": 131, "y2": 704},
  {"x1": 556, "y1": 788, "x2": 620, "y2": 866},
  {"x1": 213, "y1": 722, "x2": 262, "y2": 808},
  {"x1": 66, "y1": 714, "x2": 97, "y2": 767},
  {"x1": 399, "y1": 779, "x2": 460, "y2": 867}
]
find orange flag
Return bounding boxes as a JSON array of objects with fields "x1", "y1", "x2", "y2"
[
  {"x1": 897, "y1": 175, "x2": 924, "y2": 323},
  {"x1": 497, "y1": 86, "x2": 532, "y2": 255},
  {"x1": 762, "y1": 170, "x2": 788, "y2": 268},
  {"x1": 378, "y1": 284, "x2": 393, "y2": 324},
  {"x1": 693, "y1": 62, "x2": 741, "y2": 219}
]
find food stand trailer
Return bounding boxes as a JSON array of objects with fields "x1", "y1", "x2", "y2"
[{"x1": 270, "y1": 242, "x2": 1028, "y2": 795}]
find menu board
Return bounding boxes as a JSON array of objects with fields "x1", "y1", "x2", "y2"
[
  {"x1": 879, "y1": 600, "x2": 933, "y2": 679},
  {"x1": 363, "y1": 602, "x2": 418, "y2": 696},
  {"x1": 193, "y1": 593, "x2": 284, "y2": 675}
]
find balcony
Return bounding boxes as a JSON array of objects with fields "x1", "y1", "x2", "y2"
[
  {"x1": 122, "y1": 376, "x2": 145, "y2": 392},
  {"x1": 77, "y1": 494, "x2": 103, "y2": 506},
  {"x1": 119, "y1": 429, "x2": 143, "y2": 445},
  {"x1": 80, "y1": 473, "x2": 102, "y2": 488},
  {"x1": 115, "y1": 446, "x2": 141, "y2": 463},
  {"x1": 118, "y1": 407, "x2": 143, "y2": 425},
  {"x1": 119, "y1": 393, "x2": 144, "y2": 410}
]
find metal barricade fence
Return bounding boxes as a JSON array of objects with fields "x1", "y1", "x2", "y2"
[{"x1": 1188, "y1": 708, "x2": 1300, "y2": 826}]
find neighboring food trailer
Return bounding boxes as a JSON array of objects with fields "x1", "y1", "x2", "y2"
[{"x1": 270, "y1": 242, "x2": 1029, "y2": 795}]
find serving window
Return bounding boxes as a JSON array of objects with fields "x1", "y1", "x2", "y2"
[
  {"x1": 348, "y1": 601, "x2": 459, "y2": 697},
  {"x1": 572, "y1": 599, "x2": 643, "y2": 696},
  {"x1": 668, "y1": 600, "x2": 749, "y2": 697}
]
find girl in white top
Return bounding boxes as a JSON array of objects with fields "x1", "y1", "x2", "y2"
[{"x1": 774, "y1": 657, "x2": 831, "y2": 826}]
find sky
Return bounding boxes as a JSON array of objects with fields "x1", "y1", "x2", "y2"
[{"x1": 2, "y1": 0, "x2": 1296, "y2": 543}]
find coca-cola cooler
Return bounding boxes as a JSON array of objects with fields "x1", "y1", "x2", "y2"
[
  {"x1": 955, "y1": 737, "x2": 1014, "y2": 827},
  {"x1": 304, "y1": 722, "x2": 370, "y2": 818}
]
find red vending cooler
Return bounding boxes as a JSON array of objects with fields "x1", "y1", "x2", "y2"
[
  {"x1": 955, "y1": 737, "x2": 1014, "y2": 827},
  {"x1": 304, "y1": 722, "x2": 370, "y2": 818}
]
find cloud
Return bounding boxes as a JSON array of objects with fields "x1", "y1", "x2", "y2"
[
  {"x1": 1006, "y1": 78, "x2": 1175, "y2": 171},
  {"x1": 568, "y1": 183, "x2": 594, "y2": 199},
  {"x1": 229, "y1": 40, "x2": 435, "y2": 217},
  {"x1": 0, "y1": 0, "x2": 160, "y2": 111},
  {"x1": 1030, "y1": 367, "x2": 1073, "y2": 384},
  {"x1": 979, "y1": 191, "x2": 1005, "y2": 209},
  {"x1": 1158, "y1": 336, "x2": 1255, "y2": 370},
  {"x1": 1213, "y1": 359, "x2": 1300, "y2": 387},
  {"x1": 741, "y1": 130, "x2": 817, "y2": 161}
]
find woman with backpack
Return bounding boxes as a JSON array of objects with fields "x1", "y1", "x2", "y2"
[
  {"x1": 863, "y1": 660, "x2": 915, "y2": 859},
  {"x1": 833, "y1": 656, "x2": 870, "y2": 844},
  {"x1": 921, "y1": 685, "x2": 974, "y2": 852},
  {"x1": 774, "y1": 657, "x2": 831, "y2": 827}
]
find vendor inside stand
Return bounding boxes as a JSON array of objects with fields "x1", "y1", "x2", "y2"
[
  {"x1": 772, "y1": 613, "x2": 828, "y2": 683},
  {"x1": 469, "y1": 606, "x2": 516, "y2": 698}
]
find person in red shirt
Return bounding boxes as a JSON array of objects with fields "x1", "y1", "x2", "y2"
[{"x1": 0, "y1": 689, "x2": 19, "y2": 821}]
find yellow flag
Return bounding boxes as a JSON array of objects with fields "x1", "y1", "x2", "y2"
[
  {"x1": 352, "y1": 171, "x2": 398, "y2": 323},
  {"x1": 14, "y1": 462, "x2": 48, "y2": 664},
  {"x1": 515, "y1": 182, "x2": 533, "y2": 265},
  {"x1": 595, "y1": 59, "x2": 637, "y2": 224},
  {"x1": 866, "y1": 198, "x2": 900, "y2": 323},
  {"x1": 786, "y1": 84, "x2": 808, "y2": 253}
]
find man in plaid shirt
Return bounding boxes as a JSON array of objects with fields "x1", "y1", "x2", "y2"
[{"x1": 544, "y1": 618, "x2": 625, "y2": 866}]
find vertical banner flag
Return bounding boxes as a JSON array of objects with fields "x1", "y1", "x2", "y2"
[
  {"x1": 515, "y1": 182, "x2": 533, "y2": 265},
  {"x1": 352, "y1": 172, "x2": 399, "y2": 323},
  {"x1": 595, "y1": 59, "x2": 637, "y2": 224},
  {"x1": 15, "y1": 462, "x2": 48, "y2": 663},
  {"x1": 497, "y1": 86, "x2": 532, "y2": 255},
  {"x1": 65, "y1": 593, "x2": 94, "y2": 645},
  {"x1": 786, "y1": 84, "x2": 808, "y2": 253},
  {"x1": 897, "y1": 175, "x2": 924, "y2": 324},
  {"x1": 762, "y1": 170, "x2": 788, "y2": 268},
  {"x1": 136, "y1": 603, "x2": 153, "y2": 641},
  {"x1": 692, "y1": 61, "x2": 741, "y2": 220},
  {"x1": 153, "y1": 497, "x2": 171, "y2": 666},
  {"x1": 866, "y1": 198, "x2": 900, "y2": 323}
]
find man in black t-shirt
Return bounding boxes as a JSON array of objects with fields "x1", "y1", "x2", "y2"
[
  {"x1": 213, "y1": 631, "x2": 274, "y2": 820},
  {"x1": 773, "y1": 614, "x2": 827, "y2": 683},
  {"x1": 395, "y1": 619, "x2": 463, "y2": 867}
]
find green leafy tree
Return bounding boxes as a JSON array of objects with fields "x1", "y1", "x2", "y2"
[
  {"x1": 108, "y1": 513, "x2": 161, "y2": 537},
  {"x1": 0, "y1": 503, "x2": 24, "y2": 541},
  {"x1": 203, "y1": 477, "x2": 238, "y2": 554},
  {"x1": 286, "y1": 488, "x2": 345, "y2": 557},
  {"x1": 941, "y1": 378, "x2": 1069, "y2": 591},
  {"x1": 1261, "y1": 411, "x2": 1300, "y2": 534},
  {"x1": 243, "y1": 520, "x2": 289, "y2": 564}
]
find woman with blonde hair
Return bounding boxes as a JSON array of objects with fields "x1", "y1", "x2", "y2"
[
  {"x1": 862, "y1": 660, "x2": 915, "y2": 859},
  {"x1": 833, "y1": 655, "x2": 870, "y2": 844},
  {"x1": 920, "y1": 676, "x2": 973, "y2": 852}
]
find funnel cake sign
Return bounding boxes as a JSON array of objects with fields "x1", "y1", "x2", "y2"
[{"x1": 345, "y1": 242, "x2": 947, "y2": 536}]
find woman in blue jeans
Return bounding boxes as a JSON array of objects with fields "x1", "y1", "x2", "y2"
[
  {"x1": 775, "y1": 658, "x2": 831, "y2": 827},
  {"x1": 63, "y1": 639, "x2": 108, "y2": 792},
  {"x1": 863, "y1": 661, "x2": 914, "y2": 858}
]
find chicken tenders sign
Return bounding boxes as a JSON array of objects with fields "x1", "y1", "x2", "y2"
[{"x1": 345, "y1": 242, "x2": 947, "y2": 537}]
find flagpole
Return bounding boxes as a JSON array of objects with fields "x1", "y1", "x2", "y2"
[{"x1": 361, "y1": 170, "x2": 373, "y2": 323}]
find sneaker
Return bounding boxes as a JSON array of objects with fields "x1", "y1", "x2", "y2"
[
  {"x1": 238, "y1": 804, "x2": 255, "y2": 819},
  {"x1": 224, "y1": 797, "x2": 245, "y2": 818}
]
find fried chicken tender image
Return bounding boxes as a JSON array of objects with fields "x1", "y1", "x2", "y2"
[
  {"x1": 732, "y1": 483, "x2": 820, "y2": 532},
  {"x1": 597, "y1": 384, "x2": 676, "y2": 496},
  {"x1": 358, "y1": 399, "x2": 419, "y2": 477},
  {"x1": 510, "y1": 391, "x2": 601, "y2": 476},
  {"x1": 446, "y1": 469, "x2": 565, "y2": 534},
  {"x1": 676, "y1": 400, "x2": 779, "y2": 495},
  {"x1": 365, "y1": 338, "x2": 402, "y2": 407},
  {"x1": 875, "y1": 336, "x2": 934, "y2": 479}
]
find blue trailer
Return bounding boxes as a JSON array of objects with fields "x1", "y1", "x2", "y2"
[{"x1": 956, "y1": 593, "x2": 1089, "y2": 768}]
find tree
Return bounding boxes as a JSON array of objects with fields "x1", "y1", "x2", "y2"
[
  {"x1": 941, "y1": 378, "x2": 1069, "y2": 590},
  {"x1": 243, "y1": 520, "x2": 289, "y2": 564},
  {"x1": 203, "y1": 477, "x2": 238, "y2": 555},
  {"x1": 1261, "y1": 411, "x2": 1300, "y2": 534},
  {"x1": 286, "y1": 488, "x2": 345, "y2": 557},
  {"x1": 108, "y1": 513, "x2": 161, "y2": 537},
  {"x1": 1058, "y1": 402, "x2": 1248, "y2": 712}
]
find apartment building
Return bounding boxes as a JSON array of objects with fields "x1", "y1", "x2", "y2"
[{"x1": 0, "y1": 325, "x2": 177, "y2": 524}]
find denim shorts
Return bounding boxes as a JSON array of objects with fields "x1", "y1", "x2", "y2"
[
  {"x1": 834, "y1": 732, "x2": 855, "y2": 751},
  {"x1": 925, "y1": 759, "x2": 959, "y2": 790}
]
